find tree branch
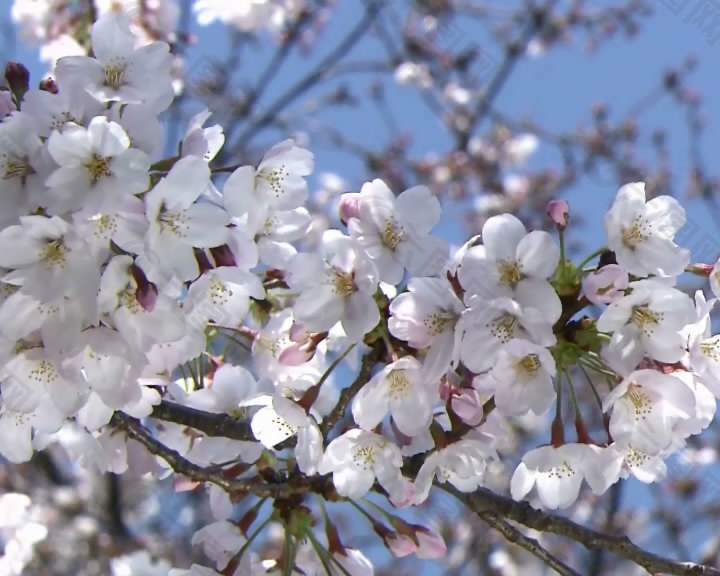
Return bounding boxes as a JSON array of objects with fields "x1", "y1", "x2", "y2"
[
  {"x1": 444, "y1": 485, "x2": 720, "y2": 576},
  {"x1": 150, "y1": 400, "x2": 255, "y2": 441},
  {"x1": 111, "y1": 412, "x2": 329, "y2": 500},
  {"x1": 480, "y1": 511, "x2": 582, "y2": 576},
  {"x1": 320, "y1": 343, "x2": 384, "y2": 438}
]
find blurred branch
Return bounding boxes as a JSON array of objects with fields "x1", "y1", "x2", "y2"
[
  {"x1": 231, "y1": 0, "x2": 384, "y2": 148},
  {"x1": 445, "y1": 485, "x2": 720, "y2": 576},
  {"x1": 481, "y1": 511, "x2": 582, "y2": 576}
]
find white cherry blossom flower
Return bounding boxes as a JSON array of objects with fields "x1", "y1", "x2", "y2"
[
  {"x1": 413, "y1": 435, "x2": 497, "y2": 504},
  {"x1": 459, "y1": 296, "x2": 556, "y2": 374},
  {"x1": 604, "y1": 182, "x2": 690, "y2": 277},
  {"x1": 286, "y1": 230, "x2": 380, "y2": 342},
  {"x1": 0, "y1": 111, "x2": 54, "y2": 225},
  {"x1": 222, "y1": 139, "x2": 313, "y2": 214},
  {"x1": 144, "y1": 155, "x2": 230, "y2": 281},
  {"x1": 55, "y1": 12, "x2": 173, "y2": 106},
  {"x1": 352, "y1": 356, "x2": 440, "y2": 437},
  {"x1": 318, "y1": 428, "x2": 406, "y2": 501},
  {"x1": 0, "y1": 215, "x2": 100, "y2": 305},
  {"x1": 597, "y1": 279, "x2": 696, "y2": 372},
  {"x1": 457, "y1": 213, "x2": 561, "y2": 323},
  {"x1": 602, "y1": 369, "x2": 696, "y2": 455},
  {"x1": 45, "y1": 116, "x2": 150, "y2": 215},
  {"x1": 346, "y1": 179, "x2": 447, "y2": 284},
  {"x1": 250, "y1": 392, "x2": 323, "y2": 475},
  {"x1": 388, "y1": 276, "x2": 464, "y2": 383},
  {"x1": 510, "y1": 443, "x2": 607, "y2": 509},
  {"x1": 484, "y1": 338, "x2": 557, "y2": 416}
]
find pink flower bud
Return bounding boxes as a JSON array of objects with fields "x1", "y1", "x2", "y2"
[
  {"x1": 38, "y1": 77, "x2": 58, "y2": 94},
  {"x1": 386, "y1": 534, "x2": 416, "y2": 558},
  {"x1": 4, "y1": 61, "x2": 29, "y2": 101},
  {"x1": 547, "y1": 199, "x2": 569, "y2": 230},
  {"x1": 414, "y1": 526, "x2": 448, "y2": 559},
  {"x1": 583, "y1": 264, "x2": 629, "y2": 305},
  {"x1": 338, "y1": 193, "x2": 362, "y2": 223},
  {"x1": 451, "y1": 388, "x2": 486, "y2": 426},
  {"x1": 278, "y1": 344, "x2": 312, "y2": 366}
]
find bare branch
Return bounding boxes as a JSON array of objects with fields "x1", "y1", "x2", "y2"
[
  {"x1": 444, "y1": 485, "x2": 720, "y2": 576},
  {"x1": 480, "y1": 512, "x2": 582, "y2": 576}
]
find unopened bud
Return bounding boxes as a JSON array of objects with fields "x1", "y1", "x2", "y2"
[
  {"x1": 38, "y1": 77, "x2": 58, "y2": 94},
  {"x1": 338, "y1": 192, "x2": 362, "y2": 224},
  {"x1": 547, "y1": 199, "x2": 569, "y2": 230},
  {"x1": 4, "y1": 62, "x2": 29, "y2": 102}
]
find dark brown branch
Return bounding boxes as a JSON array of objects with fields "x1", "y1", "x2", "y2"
[
  {"x1": 111, "y1": 412, "x2": 328, "y2": 499},
  {"x1": 320, "y1": 342, "x2": 384, "y2": 438},
  {"x1": 444, "y1": 485, "x2": 720, "y2": 576},
  {"x1": 150, "y1": 400, "x2": 255, "y2": 441}
]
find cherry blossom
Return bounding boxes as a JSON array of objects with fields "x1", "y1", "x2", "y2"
[{"x1": 604, "y1": 182, "x2": 690, "y2": 277}]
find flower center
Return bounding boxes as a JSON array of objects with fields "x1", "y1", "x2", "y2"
[
  {"x1": 625, "y1": 383, "x2": 653, "y2": 420},
  {"x1": 631, "y1": 306, "x2": 662, "y2": 336},
  {"x1": 382, "y1": 219, "x2": 405, "y2": 250},
  {"x1": 259, "y1": 165, "x2": 289, "y2": 200},
  {"x1": 423, "y1": 312, "x2": 456, "y2": 336},
  {"x1": 332, "y1": 268, "x2": 355, "y2": 297},
  {"x1": 621, "y1": 217, "x2": 650, "y2": 249},
  {"x1": 93, "y1": 214, "x2": 117, "y2": 239},
  {"x1": 209, "y1": 277, "x2": 233, "y2": 306},
  {"x1": 352, "y1": 444, "x2": 377, "y2": 470},
  {"x1": 2, "y1": 155, "x2": 33, "y2": 181},
  {"x1": 387, "y1": 369, "x2": 411, "y2": 400},
  {"x1": 488, "y1": 313, "x2": 518, "y2": 344},
  {"x1": 28, "y1": 359, "x2": 58, "y2": 385},
  {"x1": 158, "y1": 207, "x2": 190, "y2": 238},
  {"x1": 516, "y1": 353, "x2": 540, "y2": 378},
  {"x1": 120, "y1": 287, "x2": 143, "y2": 314},
  {"x1": 86, "y1": 154, "x2": 112, "y2": 183},
  {"x1": 104, "y1": 60, "x2": 127, "y2": 89},
  {"x1": 497, "y1": 259, "x2": 522, "y2": 288},
  {"x1": 625, "y1": 444, "x2": 651, "y2": 468},
  {"x1": 700, "y1": 337, "x2": 720, "y2": 362},
  {"x1": 41, "y1": 240, "x2": 67, "y2": 270},
  {"x1": 546, "y1": 460, "x2": 575, "y2": 478}
]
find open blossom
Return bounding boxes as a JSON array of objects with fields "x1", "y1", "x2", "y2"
[
  {"x1": 413, "y1": 435, "x2": 497, "y2": 504},
  {"x1": 222, "y1": 139, "x2": 313, "y2": 214},
  {"x1": 480, "y1": 338, "x2": 557, "y2": 416},
  {"x1": 602, "y1": 369, "x2": 697, "y2": 455},
  {"x1": 144, "y1": 155, "x2": 230, "y2": 281},
  {"x1": 55, "y1": 12, "x2": 173, "y2": 106},
  {"x1": 583, "y1": 263, "x2": 629, "y2": 305},
  {"x1": 318, "y1": 428, "x2": 406, "y2": 501},
  {"x1": 388, "y1": 276, "x2": 464, "y2": 383},
  {"x1": 511, "y1": 443, "x2": 609, "y2": 509},
  {"x1": 597, "y1": 278, "x2": 696, "y2": 373},
  {"x1": 352, "y1": 356, "x2": 440, "y2": 437},
  {"x1": 249, "y1": 392, "x2": 323, "y2": 475},
  {"x1": 0, "y1": 215, "x2": 100, "y2": 305},
  {"x1": 346, "y1": 179, "x2": 447, "y2": 284},
  {"x1": 459, "y1": 296, "x2": 556, "y2": 374},
  {"x1": 457, "y1": 213, "x2": 561, "y2": 324},
  {"x1": 45, "y1": 116, "x2": 150, "y2": 215},
  {"x1": 604, "y1": 182, "x2": 690, "y2": 277},
  {"x1": 286, "y1": 230, "x2": 380, "y2": 342}
]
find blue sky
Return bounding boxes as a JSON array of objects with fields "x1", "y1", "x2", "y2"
[{"x1": 9, "y1": 1, "x2": 720, "y2": 572}]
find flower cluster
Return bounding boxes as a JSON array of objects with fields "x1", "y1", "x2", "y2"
[{"x1": 2, "y1": 10, "x2": 720, "y2": 575}]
